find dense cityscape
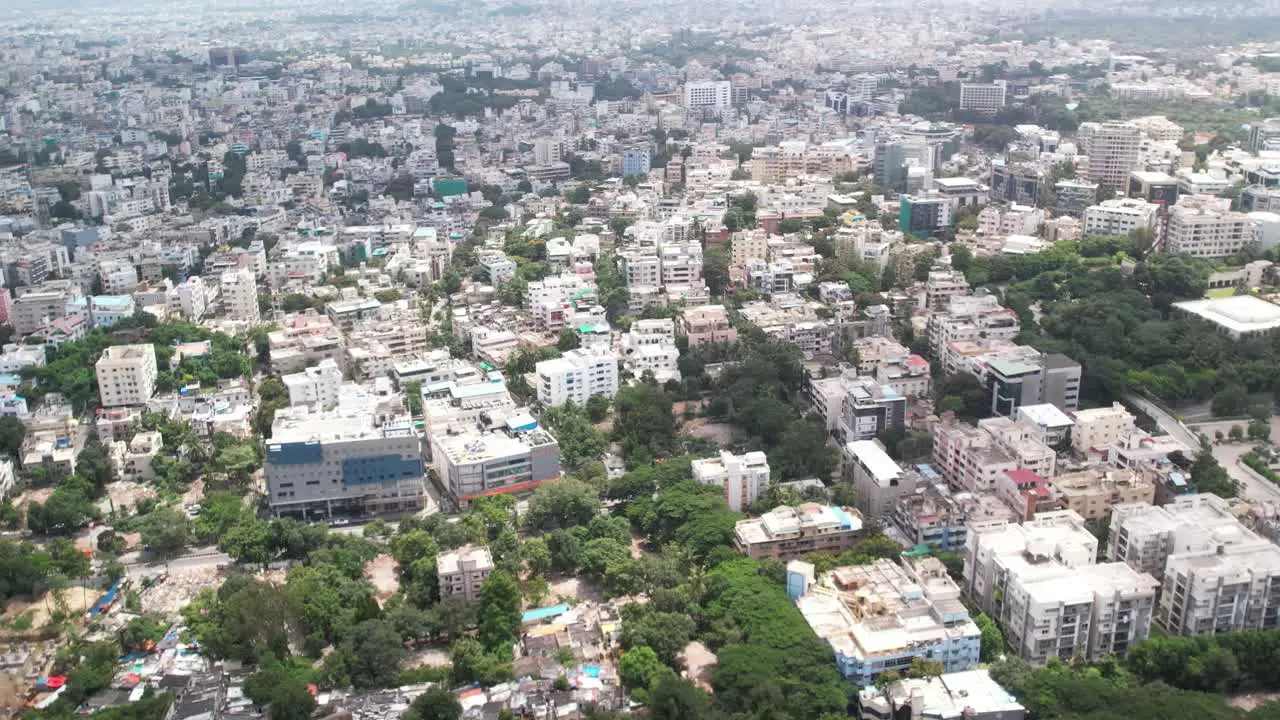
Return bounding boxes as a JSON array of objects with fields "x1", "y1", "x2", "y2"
[{"x1": 6, "y1": 1, "x2": 1280, "y2": 719}]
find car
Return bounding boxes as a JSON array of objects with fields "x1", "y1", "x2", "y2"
[
  {"x1": 329, "y1": 518, "x2": 351, "y2": 527},
  {"x1": 185, "y1": 504, "x2": 202, "y2": 518}
]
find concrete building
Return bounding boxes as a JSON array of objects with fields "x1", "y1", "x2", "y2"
[
  {"x1": 1249, "y1": 118, "x2": 1280, "y2": 152},
  {"x1": 220, "y1": 268, "x2": 260, "y2": 324},
  {"x1": 282, "y1": 358, "x2": 344, "y2": 408},
  {"x1": 965, "y1": 511, "x2": 1159, "y2": 663},
  {"x1": 858, "y1": 670, "x2": 1026, "y2": 720},
  {"x1": 437, "y1": 544, "x2": 494, "y2": 602},
  {"x1": 1109, "y1": 494, "x2": 1280, "y2": 635},
  {"x1": 789, "y1": 557, "x2": 981, "y2": 686},
  {"x1": 1082, "y1": 198, "x2": 1159, "y2": 237},
  {"x1": 843, "y1": 440, "x2": 915, "y2": 520},
  {"x1": 1053, "y1": 468, "x2": 1154, "y2": 523},
  {"x1": 109, "y1": 430, "x2": 163, "y2": 482},
  {"x1": 1070, "y1": 403, "x2": 1137, "y2": 454},
  {"x1": 1172, "y1": 295, "x2": 1280, "y2": 339},
  {"x1": 430, "y1": 410, "x2": 560, "y2": 507},
  {"x1": 959, "y1": 82, "x2": 1008, "y2": 115},
  {"x1": 892, "y1": 474, "x2": 1017, "y2": 552},
  {"x1": 678, "y1": 304, "x2": 737, "y2": 347},
  {"x1": 266, "y1": 386, "x2": 424, "y2": 517},
  {"x1": 95, "y1": 344, "x2": 158, "y2": 408},
  {"x1": 733, "y1": 503, "x2": 864, "y2": 560},
  {"x1": 693, "y1": 450, "x2": 771, "y2": 512},
  {"x1": 168, "y1": 276, "x2": 209, "y2": 321},
  {"x1": 924, "y1": 270, "x2": 971, "y2": 311},
  {"x1": 837, "y1": 373, "x2": 907, "y2": 442},
  {"x1": 12, "y1": 284, "x2": 77, "y2": 336},
  {"x1": 535, "y1": 347, "x2": 619, "y2": 407},
  {"x1": 970, "y1": 349, "x2": 1082, "y2": 416},
  {"x1": 1164, "y1": 195, "x2": 1257, "y2": 259},
  {"x1": 683, "y1": 80, "x2": 732, "y2": 110},
  {"x1": 1079, "y1": 122, "x2": 1142, "y2": 190}
]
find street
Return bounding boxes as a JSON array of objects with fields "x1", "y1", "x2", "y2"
[{"x1": 121, "y1": 546, "x2": 231, "y2": 579}]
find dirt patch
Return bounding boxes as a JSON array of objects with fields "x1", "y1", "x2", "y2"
[
  {"x1": 98, "y1": 481, "x2": 157, "y2": 515},
  {"x1": 139, "y1": 567, "x2": 223, "y2": 617},
  {"x1": 364, "y1": 555, "x2": 400, "y2": 604},
  {"x1": 12, "y1": 488, "x2": 53, "y2": 510},
  {"x1": 4, "y1": 585, "x2": 99, "y2": 627},
  {"x1": 402, "y1": 648, "x2": 450, "y2": 669},
  {"x1": 677, "y1": 641, "x2": 717, "y2": 692},
  {"x1": 1229, "y1": 692, "x2": 1280, "y2": 711},
  {"x1": 548, "y1": 576, "x2": 604, "y2": 604},
  {"x1": 681, "y1": 419, "x2": 734, "y2": 446},
  {"x1": 182, "y1": 478, "x2": 206, "y2": 508}
]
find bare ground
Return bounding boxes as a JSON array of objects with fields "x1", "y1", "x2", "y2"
[
  {"x1": 4, "y1": 585, "x2": 98, "y2": 627},
  {"x1": 681, "y1": 418, "x2": 734, "y2": 446},
  {"x1": 548, "y1": 576, "x2": 604, "y2": 604},
  {"x1": 364, "y1": 554, "x2": 401, "y2": 605}
]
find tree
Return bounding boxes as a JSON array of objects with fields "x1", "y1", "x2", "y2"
[
  {"x1": 478, "y1": 571, "x2": 521, "y2": 651},
  {"x1": 619, "y1": 646, "x2": 672, "y2": 692},
  {"x1": 703, "y1": 246, "x2": 731, "y2": 297},
  {"x1": 648, "y1": 675, "x2": 709, "y2": 720},
  {"x1": 402, "y1": 686, "x2": 461, "y2": 720},
  {"x1": 976, "y1": 612, "x2": 1005, "y2": 662},
  {"x1": 0, "y1": 416, "x2": 25, "y2": 459},
  {"x1": 139, "y1": 508, "x2": 192, "y2": 558},
  {"x1": 525, "y1": 477, "x2": 600, "y2": 531},
  {"x1": 614, "y1": 383, "x2": 677, "y2": 464},
  {"x1": 220, "y1": 519, "x2": 276, "y2": 567},
  {"x1": 346, "y1": 619, "x2": 405, "y2": 688}
]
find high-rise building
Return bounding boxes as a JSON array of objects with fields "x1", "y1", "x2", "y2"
[
  {"x1": 1079, "y1": 122, "x2": 1142, "y2": 190},
  {"x1": 843, "y1": 440, "x2": 915, "y2": 519},
  {"x1": 220, "y1": 268, "x2": 260, "y2": 323},
  {"x1": 1249, "y1": 118, "x2": 1280, "y2": 153},
  {"x1": 693, "y1": 450, "x2": 770, "y2": 511},
  {"x1": 1165, "y1": 195, "x2": 1257, "y2": 259},
  {"x1": 682, "y1": 81, "x2": 732, "y2": 110},
  {"x1": 95, "y1": 344, "x2": 158, "y2": 408},
  {"x1": 535, "y1": 347, "x2": 619, "y2": 407},
  {"x1": 959, "y1": 82, "x2": 1007, "y2": 115}
]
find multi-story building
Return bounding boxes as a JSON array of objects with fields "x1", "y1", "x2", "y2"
[
  {"x1": 1109, "y1": 494, "x2": 1280, "y2": 635},
  {"x1": 437, "y1": 544, "x2": 494, "y2": 602},
  {"x1": 220, "y1": 268, "x2": 260, "y2": 324},
  {"x1": 66, "y1": 295, "x2": 136, "y2": 329},
  {"x1": 621, "y1": 147, "x2": 651, "y2": 178},
  {"x1": 858, "y1": 670, "x2": 1026, "y2": 720},
  {"x1": 836, "y1": 373, "x2": 907, "y2": 442},
  {"x1": 282, "y1": 358, "x2": 344, "y2": 408},
  {"x1": 109, "y1": 431, "x2": 163, "y2": 482},
  {"x1": 989, "y1": 164, "x2": 1044, "y2": 206},
  {"x1": 1082, "y1": 198, "x2": 1160, "y2": 237},
  {"x1": 1054, "y1": 180, "x2": 1100, "y2": 218},
  {"x1": 0, "y1": 343, "x2": 45, "y2": 375},
  {"x1": 892, "y1": 472, "x2": 1017, "y2": 552},
  {"x1": 266, "y1": 386, "x2": 424, "y2": 517},
  {"x1": 1070, "y1": 403, "x2": 1137, "y2": 455},
  {"x1": 1249, "y1": 118, "x2": 1280, "y2": 153},
  {"x1": 535, "y1": 347, "x2": 619, "y2": 407},
  {"x1": 167, "y1": 276, "x2": 209, "y2": 321},
  {"x1": 843, "y1": 440, "x2": 915, "y2": 520},
  {"x1": 959, "y1": 82, "x2": 1008, "y2": 115},
  {"x1": 678, "y1": 304, "x2": 737, "y2": 347},
  {"x1": 429, "y1": 410, "x2": 561, "y2": 507},
  {"x1": 924, "y1": 270, "x2": 971, "y2": 312},
  {"x1": 968, "y1": 349, "x2": 1082, "y2": 416},
  {"x1": 927, "y1": 294, "x2": 1020, "y2": 370},
  {"x1": 1128, "y1": 171, "x2": 1180, "y2": 206},
  {"x1": 12, "y1": 283, "x2": 78, "y2": 337},
  {"x1": 1164, "y1": 195, "x2": 1257, "y2": 259},
  {"x1": 931, "y1": 415, "x2": 1046, "y2": 493},
  {"x1": 693, "y1": 450, "x2": 771, "y2": 511},
  {"x1": 1053, "y1": 468, "x2": 1154, "y2": 523},
  {"x1": 899, "y1": 193, "x2": 954, "y2": 237},
  {"x1": 965, "y1": 511, "x2": 1159, "y2": 663},
  {"x1": 789, "y1": 557, "x2": 981, "y2": 686},
  {"x1": 1079, "y1": 122, "x2": 1142, "y2": 190},
  {"x1": 268, "y1": 314, "x2": 346, "y2": 374},
  {"x1": 682, "y1": 80, "x2": 732, "y2": 111},
  {"x1": 733, "y1": 503, "x2": 864, "y2": 560},
  {"x1": 95, "y1": 344, "x2": 158, "y2": 408}
]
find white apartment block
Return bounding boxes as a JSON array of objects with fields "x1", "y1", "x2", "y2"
[
  {"x1": 1070, "y1": 403, "x2": 1136, "y2": 455},
  {"x1": 683, "y1": 80, "x2": 732, "y2": 110},
  {"x1": 282, "y1": 358, "x2": 344, "y2": 408},
  {"x1": 966, "y1": 511, "x2": 1159, "y2": 663},
  {"x1": 0, "y1": 343, "x2": 46, "y2": 375},
  {"x1": 220, "y1": 268, "x2": 260, "y2": 324},
  {"x1": 693, "y1": 450, "x2": 771, "y2": 511},
  {"x1": 535, "y1": 347, "x2": 619, "y2": 407},
  {"x1": 976, "y1": 203, "x2": 1045, "y2": 237},
  {"x1": 437, "y1": 544, "x2": 494, "y2": 602},
  {"x1": 95, "y1": 344, "x2": 158, "y2": 408},
  {"x1": 1165, "y1": 195, "x2": 1257, "y2": 259},
  {"x1": 927, "y1": 294, "x2": 1021, "y2": 371},
  {"x1": 1082, "y1": 198, "x2": 1159, "y2": 238},
  {"x1": 167, "y1": 276, "x2": 209, "y2": 321},
  {"x1": 623, "y1": 318, "x2": 681, "y2": 382},
  {"x1": 959, "y1": 82, "x2": 1007, "y2": 114},
  {"x1": 1109, "y1": 494, "x2": 1280, "y2": 635},
  {"x1": 924, "y1": 270, "x2": 971, "y2": 311},
  {"x1": 1079, "y1": 122, "x2": 1142, "y2": 190},
  {"x1": 99, "y1": 258, "x2": 139, "y2": 295},
  {"x1": 931, "y1": 415, "x2": 1053, "y2": 493},
  {"x1": 844, "y1": 440, "x2": 915, "y2": 520}
]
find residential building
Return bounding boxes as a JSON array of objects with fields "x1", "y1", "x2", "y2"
[
  {"x1": 12, "y1": 284, "x2": 78, "y2": 336},
  {"x1": 931, "y1": 415, "x2": 1050, "y2": 493},
  {"x1": 1249, "y1": 118, "x2": 1280, "y2": 152},
  {"x1": 1079, "y1": 122, "x2": 1142, "y2": 190},
  {"x1": 843, "y1": 440, "x2": 916, "y2": 520},
  {"x1": 693, "y1": 450, "x2": 771, "y2": 512},
  {"x1": 168, "y1": 276, "x2": 209, "y2": 321},
  {"x1": 892, "y1": 473, "x2": 1017, "y2": 552},
  {"x1": 1165, "y1": 195, "x2": 1257, "y2": 259},
  {"x1": 678, "y1": 304, "x2": 737, "y2": 347},
  {"x1": 95, "y1": 344, "x2": 158, "y2": 408},
  {"x1": 1053, "y1": 468, "x2": 1154, "y2": 523},
  {"x1": 959, "y1": 82, "x2": 1008, "y2": 115},
  {"x1": 683, "y1": 81, "x2": 732, "y2": 110},
  {"x1": 622, "y1": 318, "x2": 680, "y2": 382},
  {"x1": 789, "y1": 557, "x2": 981, "y2": 686},
  {"x1": 965, "y1": 511, "x2": 1159, "y2": 663},
  {"x1": 1014, "y1": 403, "x2": 1075, "y2": 448},
  {"x1": 900, "y1": 192, "x2": 954, "y2": 237},
  {"x1": 282, "y1": 358, "x2": 344, "y2": 408},
  {"x1": 437, "y1": 544, "x2": 494, "y2": 602},
  {"x1": 326, "y1": 299, "x2": 382, "y2": 332},
  {"x1": 429, "y1": 410, "x2": 561, "y2": 507},
  {"x1": 837, "y1": 373, "x2": 906, "y2": 442},
  {"x1": 109, "y1": 430, "x2": 163, "y2": 482},
  {"x1": 733, "y1": 503, "x2": 864, "y2": 560},
  {"x1": 66, "y1": 295, "x2": 136, "y2": 328},
  {"x1": 969, "y1": 349, "x2": 1082, "y2": 415},
  {"x1": 621, "y1": 147, "x2": 651, "y2": 178},
  {"x1": 535, "y1": 347, "x2": 619, "y2": 407},
  {"x1": 858, "y1": 670, "x2": 1026, "y2": 720},
  {"x1": 1071, "y1": 403, "x2": 1137, "y2": 454},
  {"x1": 1082, "y1": 198, "x2": 1160, "y2": 237},
  {"x1": 924, "y1": 270, "x2": 971, "y2": 312},
  {"x1": 267, "y1": 385, "x2": 424, "y2": 517},
  {"x1": 994, "y1": 468, "x2": 1057, "y2": 521},
  {"x1": 220, "y1": 268, "x2": 260, "y2": 324},
  {"x1": 0, "y1": 343, "x2": 46, "y2": 375}
]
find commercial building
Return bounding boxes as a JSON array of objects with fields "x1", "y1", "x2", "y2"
[
  {"x1": 682, "y1": 81, "x2": 732, "y2": 110},
  {"x1": 789, "y1": 557, "x2": 981, "y2": 686},
  {"x1": 1082, "y1": 198, "x2": 1159, "y2": 237},
  {"x1": 535, "y1": 347, "x2": 619, "y2": 407},
  {"x1": 1164, "y1": 195, "x2": 1257, "y2": 259},
  {"x1": 95, "y1": 344, "x2": 158, "y2": 408},
  {"x1": 959, "y1": 82, "x2": 1008, "y2": 115},
  {"x1": 989, "y1": 164, "x2": 1044, "y2": 206},
  {"x1": 1109, "y1": 494, "x2": 1280, "y2": 635},
  {"x1": 1071, "y1": 403, "x2": 1137, "y2": 454},
  {"x1": 678, "y1": 304, "x2": 737, "y2": 347},
  {"x1": 1054, "y1": 180, "x2": 1100, "y2": 218},
  {"x1": 843, "y1": 440, "x2": 915, "y2": 520},
  {"x1": 220, "y1": 268, "x2": 260, "y2": 324},
  {"x1": 965, "y1": 511, "x2": 1159, "y2": 663},
  {"x1": 1172, "y1": 295, "x2": 1280, "y2": 339},
  {"x1": 692, "y1": 450, "x2": 771, "y2": 512},
  {"x1": 621, "y1": 147, "x2": 651, "y2": 178},
  {"x1": 969, "y1": 349, "x2": 1081, "y2": 416},
  {"x1": 1053, "y1": 468, "x2": 1154, "y2": 523},
  {"x1": 858, "y1": 670, "x2": 1026, "y2": 720},
  {"x1": 429, "y1": 410, "x2": 561, "y2": 507},
  {"x1": 1079, "y1": 122, "x2": 1142, "y2": 190},
  {"x1": 837, "y1": 374, "x2": 906, "y2": 442},
  {"x1": 266, "y1": 385, "x2": 424, "y2": 518},
  {"x1": 1128, "y1": 171, "x2": 1179, "y2": 206},
  {"x1": 733, "y1": 503, "x2": 864, "y2": 560},
  {"x1": 282, "y1": 358, "x2": 344, "y2": 408},
  {"x1": 899, "y1": 193, "x2": 954, "y2": 237},
  {"x1": 1249, "y1": 118, "x2": 1280, "y2": 152},
  {"x1": 437, "y1": 544, "x2": 494, "y2": 602}
]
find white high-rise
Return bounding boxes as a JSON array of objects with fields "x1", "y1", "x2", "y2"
[
  {"x1": 693, "y1": 450, "x2": 771, "y2": 511},
  {"x1": 1079, "y1": 122, "x2": 1142, "y2": 190},
  {"x1": 683, "y1": 81, "x2": 732, "y2": 110},
  {"x1": 95, "y1": 344, "x2": 158, "y2": 408},
  {"x1": 220, "y1": 268, "x2": 261, "y2": 323},
  {"x1": 536, "y1": 347, "x2": 619, "y2": 407},
  {"x1": 282, "y1": 358, "x2": 344, "y2": 408}
]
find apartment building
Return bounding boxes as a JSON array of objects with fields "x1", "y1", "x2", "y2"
[
  {"x1": 892, "y1": 474, "x2": 1017, "y2": 552},
  {"x1": 1109, "y1": 494, "x2": 1280, "y2": 635},
  {"x1": 965, "y1": 511, "x2": 1159, "y2": 663},
  {"x1": 167, "y1": 276, "x2": 209, "y2": 321},
  {"x1": 535, "y1": 347, "x2": 619, "y2": 407},
  {"x1": 927, "y1": 294, "x2": 1020, "y2": 371},
  {"x1": 678, "y1": 304, "x2": 737, "y2": 347},
  {"x1": 266, "y1": 386, "x2": 425, "y2": 517},
  {"x1": 437, "y1": 544, "x2": 494, "y2": 602},
  {"x1": 835, "y1": 373, "x2": 906, "y2": 442},
  {"x1": 733, "y1": 503, "x2": 864, "y2": 560},
  {"x1": 1164, "y1": 195, "x2": 1257, "y2": 259},
  {"x1": 959, "y1": 82, "x2": 1008, "y2": 115},
  {"x1": 789, "y1": 557, "x2": 981, "y2": 686},
  {"x1": 858, "y1": 670, "x2": 1026, "y2": 720},
  {"x1": 931, "y1": 415, "x2": 1055, "y2": 493},
  {"x1": 268, "y1": 314, "x2": 346, "y2": 374},
  {"x1": 282, "y1": 358, "x2": 343, "y2": 408},
  {"x1": 220, "y1": 268, "x2": 260, "y2": 324},
  {"x1": 683, "y1": 80, "x2": 732, "y2": 110},
  {"x1": 430, "y1": 411, "x2": 561, "y2": 508},
  {"x1": 969, "y1": 348, "x2": 1082, "y2": 416},
  {"x1": 843, "y1": 440, "x2": 916, "y2": 520},
  {"x1": 978, "y1": 417, "x2": 1056, "y2": 479},
  {"x1": 95, "y1": 344, "x2": 158, "y2": 408},
  {"x1": 1079, "y1": 122, "x2": 1142, "y2": 190},
  {"x1": 1082, "y1": 198, "x2": 1160, "y2": 237},
  {"x1": 1053, "y1": 468, "x2": 1154, "y2": 523},
  {"x1": 924, "y1": 270, "x2": 971, "y2": 311},
  {"x1": 693, "y1": 450, "x2": 771, "y2": 511},
  {"x1": 1014, "y1": 403, "x2": 1075, "y2": 448},
  {"x1": 1070, "y1": 403, "x2": 1137, "y2": 455},
  {"x1": 12, "y1": 284, "x2": 78, "y2": 336}
]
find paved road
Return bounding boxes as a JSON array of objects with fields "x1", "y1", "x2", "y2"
[
  {"x1": 121, "y1": 547, "x2": 231, "y2": 579},
  {"x1": 1127, "y1": 394, "x2": 1280, "y2": 506}
]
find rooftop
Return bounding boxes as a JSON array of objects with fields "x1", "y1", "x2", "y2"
[{"x1": 1173, "y1": 296, "x2": 1280, "y2": 335}]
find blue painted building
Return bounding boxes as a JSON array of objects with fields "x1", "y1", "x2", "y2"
[{"x1": 621, "y1": 148, "x2": 651, "y2": 178}]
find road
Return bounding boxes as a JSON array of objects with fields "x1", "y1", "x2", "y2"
[
  {"x1": 121, "y1": 546, "x2": 231, "y2": 579},
  {"x1": 1127, "y1": 394, "x2": 1280, "y2": 506}
]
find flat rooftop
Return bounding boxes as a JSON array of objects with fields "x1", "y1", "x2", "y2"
[{"x1": 1173, "y1": 296, "x2": 1280, "y2": 336}]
